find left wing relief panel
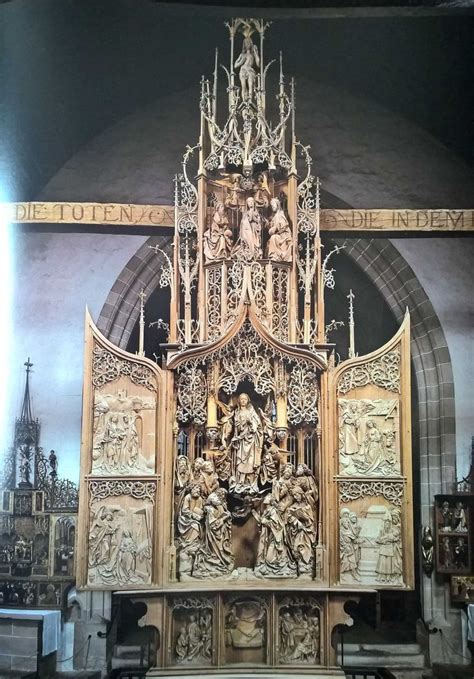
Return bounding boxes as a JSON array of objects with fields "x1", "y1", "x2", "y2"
[{"x1": 77, "y1": 310, "x2": 165, "y2": 590}]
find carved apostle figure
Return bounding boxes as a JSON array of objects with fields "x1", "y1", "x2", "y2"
[
  {"x1": 203, "y1": 202, "x2": 233, "y2": 262},
  {"x1": 272, "y1": 463, "x2": 296, "y2": 516},
  {"x1": 175, "y1": 455, "x2": 192, "y2": 491},
  {"x1": 229, "y1": 393, "x2": 264, "y2": 490},
  {"x1": 232, "y1": 197, "x2": 262, "y2": 260},
  {"x1": 255, "y1": 495, "x2": 296, "y2": 578},
  {"x1": 266, "y1": 197, "x2": 292, "y2": 262},
  {"x1": 199, "y1": 461, "x2": 220, "y2": 498},
  {"x1": 286, "y1": 486, "x2": 316, "y2": 575},
  {"x1": 193, "y1": 491, "x2": 234, "y2": 577},
  {"x1": 295, "y1": 463, "x2": 319, "y2": 526},
  {"x1": 235, "y1": 34, "x2": 260, "y2": 101},
  {"x1": 177, "y1": 485, "x2": 204, "y2": 575}
]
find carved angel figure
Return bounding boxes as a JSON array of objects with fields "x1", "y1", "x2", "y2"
[
  {"x1": 235, "y1": 35, "x2": 260, "y2": 101},
  {"x1": 232, "y1": 197, "x2": 262, "y2": 260},
  {"x1": 266, "y1": 197, "x2": 292, "y2": 262},
  {"x1": 203, "y1": 202, "x2": 233, "y2": 262},
  {"x1": 193, "y1": 491, "x2": 234, "y2": 577}
]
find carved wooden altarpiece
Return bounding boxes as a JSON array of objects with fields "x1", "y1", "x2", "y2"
[{"x1": 77, "y1": 18, "x2": 414, "y2": 674}]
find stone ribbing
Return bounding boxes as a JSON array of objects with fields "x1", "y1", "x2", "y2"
[{"x1": 96, "y1": 234, "x2": 173, "y2": 347}]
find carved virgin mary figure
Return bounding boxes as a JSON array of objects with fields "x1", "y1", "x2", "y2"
[
  {"x1": 266, "y1": 197, "x2": 292, "y2": 262},
  {"x1": 232, "y1": 197, "x2": 262, "y2": 260},
  {"x1": 203, "y1": 202, "x2": 232, "y2": 262},
  {"x1": 229, "y1": 393, "x2": 264, "y2": 489}
]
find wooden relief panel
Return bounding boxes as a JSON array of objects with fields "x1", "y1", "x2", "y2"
[
  {"x1": 86, "y1": 480, "x2": 155, "y2": 588},
  {"x1": 338, "y1": 398, "x2": 400, "y2": 477},
  {"x1": 331, "y1": 312, "x2": 413, "y2": 588},
  {"x1": 224, "y1": 595, "x2": 269, "y2": 665},
  {"x1": 77, "y1": 311, "x2": 162, "y2": 589},
  {"x1": 277, "y1": 597, "x2": 322, "y2": 666},
  {"x1": 168, "y1": 596, "x2": 215, "y2": 667}
]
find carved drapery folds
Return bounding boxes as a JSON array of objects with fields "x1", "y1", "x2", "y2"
[
  {"x1": 77, "y1": 313, "x2": 161, "y2": 589},
  {"x1": 333, "y1": 315, "x2": 412, "y2": 589},
  {"x1": 87, "y1": 479, "x2": 155, "y2": 587}
]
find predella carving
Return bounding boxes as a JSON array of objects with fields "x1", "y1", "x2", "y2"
[
  {"x1": 172, "y1": 598, "x2": 214, "y2": 665},
  {"x1": 279, "y1": 598, "x2": 321, "y2": 664}
]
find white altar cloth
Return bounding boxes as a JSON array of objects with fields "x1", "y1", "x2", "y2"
[{"x1": 0, "y1": 608, "x2": 61, "y2": 656}]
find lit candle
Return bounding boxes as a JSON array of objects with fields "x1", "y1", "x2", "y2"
[
  {"x1": 207, "y1": 395, "x2": 217, "y2": 428},
  {"x1": 276, "y1": 395, "x2": 287, "y2": 429}
]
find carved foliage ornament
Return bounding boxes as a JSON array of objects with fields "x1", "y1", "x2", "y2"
[
  {"x1": 338, "y1": 480, "x2": 404, "y2": 506},
  {"x1": 288, "y1": 364, "x2": 319, "y2": 425},
  {"x1": 89, "y1": 479, "x2": 157, "y2": 505},
  {"x1": 92, "y1": 345, "x2": 157, "y2": 392},
  {"x1": 337, "y1": 349, "x2": 401, "y2": 395},
  {"x1": 176, "y1": 363, "x2": 208, "y2": 425}
]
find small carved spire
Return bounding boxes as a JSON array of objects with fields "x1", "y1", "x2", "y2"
[
  {"x1": 138, "y1": 289, "x2": 146, "y2": 357},
  {"x1": 347, "y1": 290, "x2": 356, "y2": 359},
  {"x1": 19, "y1": 357, "x2": 34, "y2": 424}
]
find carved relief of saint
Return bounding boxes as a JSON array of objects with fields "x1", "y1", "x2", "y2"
[
  {"x1": 339, "y1": 508, "x2": 362, "y2": 582},
  {"x1": 91, "y1": 393, "x2": 154, "y2": 475},
  {"x1": 266, "y1": 197, "x2": 292, "y2": 262},
  {"x1": 203, "y1": 202, "x2": 233, "y2": 263},
  {"x1": 232, "y1": 197, "x2": 262, "y2": 260},
  {"x1": 229, "y1": 393, "x2": 264, "y2": 489},
  {"x1": 235, "y1": 35, "x2": 260, "y2": 101},
  {"x1": 375, "y1": 511, "x2": 402, "y2": 584}
]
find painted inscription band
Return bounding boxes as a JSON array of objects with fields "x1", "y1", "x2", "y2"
[
  {"x1": 2, "y1": 203, "x2": 473, "y2": 231},
  {"x1": 3, "y1": 202, "x2": 174, "y2": 227}
]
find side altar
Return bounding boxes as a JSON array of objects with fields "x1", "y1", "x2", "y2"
[{"x1": 76, "y1": 19, "x2": 413, "y2": 674}]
